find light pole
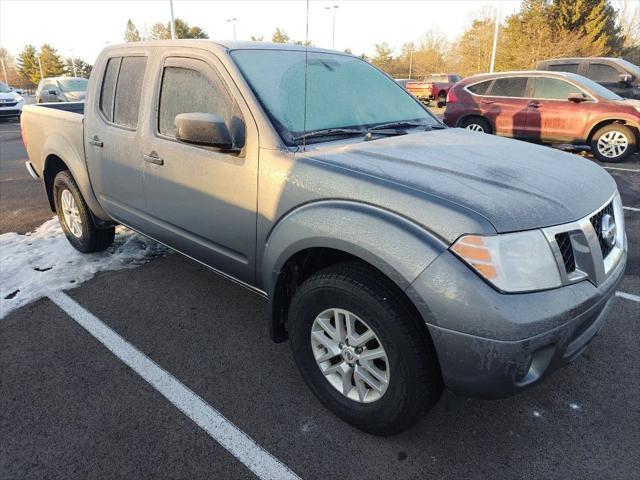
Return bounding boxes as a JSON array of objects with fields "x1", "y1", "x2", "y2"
[
  {"x1": 408, "y1": 48, "x2": 414, "y2": 79},
  {"x1": 324, "y1": 5, "x2": 339, "y2": 49},
  {"x1": 226, "y1": 18, "x2": 238, "y2": 40},
  {"x1": 37, "y1": 55, "x2": 44, "y2": 81},
  {"x1": 69, "y1": 49, "x2": 77, "y2": 77},
  {"x1": 489, "y1": 3, "x2": 501, "y2": 73},
  {"x1": 169, "y1": 0, "x2": 177, "y2": 39},
  {"x1": 1, "y1": 58, "x2": 7, "y2": 84}
]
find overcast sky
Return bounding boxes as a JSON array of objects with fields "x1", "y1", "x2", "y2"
[{"x1": 0, "y1": 0, "x2": 529, "y2": 62}]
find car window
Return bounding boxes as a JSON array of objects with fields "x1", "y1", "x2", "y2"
[
  {"x1": 532, "y1": 77, "x2": 581, "y2": 100},
  {"x1": 113, "y1": 56, "x2": 147, "y2": 128},
  {"x1": 450, "y1": 75, "x2": 461, "y2": 83},
  {"x1": 466, "y1": 80, "x2": 492, "y2": 95},
  {"x1": 489, "y1": 77, "x2": 528, "y2": 97},
  {"x1": 158, "y1": 65, "x2": 243, "y2": 147},
  {"x1": 547, "y1": 63, "x2": 580, "y2": 74},
  {"x1": 424, "y1": 74, "x2": 448, "y2": 83},
  {"x1": 100, "y1": 57, "x2": 121, "y2": 122},
  {"x1": 586, "y1": 63, "x2": 620, "y2": 83}
]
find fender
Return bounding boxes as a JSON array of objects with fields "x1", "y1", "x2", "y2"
[
  {"x1": 43, "y1": 132, "x2": 111, "y2": 221},
  {"x1": 260, "y1": 199, "x2": 449, "y2": 298},
  {"x1": 582, "y1": 114, "x2": 640, "y2": 142}
]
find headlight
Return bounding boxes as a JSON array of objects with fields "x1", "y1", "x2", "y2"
[
  {"x1": 15, "y1": 95, "x2": 23, "y2": 103},
  {"x1": 451, "y1": 231, "x2": 561, "y2": 293}
]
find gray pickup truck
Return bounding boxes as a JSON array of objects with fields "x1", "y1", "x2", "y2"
[{"x1": 21, "y1": 40, "x2": 627, "y2": 435}]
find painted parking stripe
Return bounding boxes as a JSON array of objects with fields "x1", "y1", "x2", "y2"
[
  {"x1": 48, "y1": 291, "x2": 301, "y2": 480},
  {"x1": 623, "y1": 206, "x2": 640, "y2": 213},
  {"x1": 616, "y1": 291, "x2": 640, "y2": 303},
  {"x1": 603, "y1": 166, "x2": 640, "y2": 173}
]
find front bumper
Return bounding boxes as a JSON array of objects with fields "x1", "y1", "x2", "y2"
[
  {"x1": 0, "y1": 100, "x2": 25, "y2": 117},
  {"x1": 407, "y1": 248, "x2": 627, "y2": 399}
]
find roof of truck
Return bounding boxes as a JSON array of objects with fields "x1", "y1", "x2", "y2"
[{"x1": 104, "y1": 39, "x2": 342, "y2": 55}]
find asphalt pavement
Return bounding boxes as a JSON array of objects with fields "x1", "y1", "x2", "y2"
[{"x1": 1, "y1": 118, "x2": 639, "y2": 479}]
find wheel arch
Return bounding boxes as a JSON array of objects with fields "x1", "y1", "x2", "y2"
[
  {"x1": 585, "y1": 118, "x2": 640, "y2": 144},
  {"x1": 456, "y1": 114, "x2": 493, "y2": 133},
  {"x1": 261, "y1": 200, "x2": 448, "y2": 342}
]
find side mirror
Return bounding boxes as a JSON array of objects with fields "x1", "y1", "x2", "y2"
[
  {"x1": 175, "y1": 112, "x2": 233, "y2": 150},
  {"x1": 619, "y1": 73, "x2": 633, "y2": 84},
  {"x1": 48, "y1": 89, "x2": 58, "y2": 95},
  {"x1": 568, "y1": 92, "x2": 587, "y2": 103}
]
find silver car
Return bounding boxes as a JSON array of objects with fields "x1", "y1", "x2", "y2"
[{"x1": 35, "y1": 77, "x2": 88, "y2": 103}]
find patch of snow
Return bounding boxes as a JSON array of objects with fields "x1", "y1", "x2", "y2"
[
  {"x1": 532, "y1": 409, "x2": 543, "y2": 418},
  {"x1": 569, "y1": 403, "x2": 581, "y2": 410},
  {"x1": 1, "y1": 217, "x2": 167, "y2": 318}
]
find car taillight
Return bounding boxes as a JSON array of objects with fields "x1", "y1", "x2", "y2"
[{"x1": 446, "y1": 89, "x2": 458, "y2": 104}]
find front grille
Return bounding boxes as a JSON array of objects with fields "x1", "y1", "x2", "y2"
[
  {"x1": 555, "y1": 232, "x2": 575, "y2": 273},
  {"x1": 590, "y1": 202, "x2": 615, "y2": 259},
  {"x1": 0, "y1": 101, "x2": 17, "y2": 107}
]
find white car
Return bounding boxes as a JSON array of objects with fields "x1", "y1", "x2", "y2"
[{"x1": 0, "y1": 81, "x2": 25, "y2": 120}]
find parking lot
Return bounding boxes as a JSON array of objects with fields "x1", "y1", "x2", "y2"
[{"x1": 1, "y1": 116, "x2": 638, "y2": 479}]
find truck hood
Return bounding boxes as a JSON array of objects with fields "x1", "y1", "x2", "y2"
[
  {"x1": 0, "y1": 92, "x2": 20, "y2": 101},
  {"x1": 307, "y1": 128, "x2": 617, "y2": 232}
]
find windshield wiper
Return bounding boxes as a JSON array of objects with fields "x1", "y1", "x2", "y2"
[
  {"x1": 369, "y1": 121, "x2": 433, "y2": 131},
  {"x1": 292, "y1": 128, "x2": 367, "y2": 141}
]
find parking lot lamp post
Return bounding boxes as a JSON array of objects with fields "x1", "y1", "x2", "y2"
[
  {"x1": 408, "y1": 48, "x2": 414, "y2": 79},
  {"x1": 37, "y1": 55, "x2": 44, "y2": 81},
  {"x1": 69, "y1": 49, "x2": 77, "y2": 77},
  {"x1": 226, "y1": 18, "x2": 238, "y2": 40},
  {"x1": 489, "y1": 4, "x2": 500, "y2": 73},
  {"x1": 1, "y1": 58, "x2": 7, "y2": 84},
  {"x1": 169, "y1": 0, "x2": 177, "y2": 39},
  {"x1": 325, "y1": 5, "x2": 339, "y2": 49}
]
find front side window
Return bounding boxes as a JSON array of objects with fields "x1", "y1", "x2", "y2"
[
  {"x1": 489, "y1": 77, "x2": 528, "y2": 97},
  {"x1": 113, "y1": 56, "x2": 147, "y2": 128},
  {"x1": 587, "y1": 64, "x2": 620, "y2": 83},
  {"x1": 231, "y1": 49, "x2": 437, "y2": 144},
  {"x1": 532, "y1": 77, "x2": 581, "y2": 100},
  {"x1": 548, "y1": 63, "x2": 580, "y2": 74},
  {"x1": 157, "y1": 64, "x2": 243, "y2": 147}
]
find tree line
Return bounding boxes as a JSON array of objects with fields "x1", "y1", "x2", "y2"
[{"x1": 2, "y1": 0, "x2": 637, "y2": 90}]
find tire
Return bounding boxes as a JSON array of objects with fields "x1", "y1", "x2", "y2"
[
  {"x1": 590, "y1": 123, "x2": 636, "y2": 163},
  {"x1": 437, "y1": 92, "x2": 446, "y2": 108},
  {"x1": 53, "y1": 170, "x2": 115, "y2": 253},
  {"x1": 460, "y1": 116, "x2": 492, "y2": 133},
  {"x1": 288, "y1": 262, "x2": 442, "y2": 435}
]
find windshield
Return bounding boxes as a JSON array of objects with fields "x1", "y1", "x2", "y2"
[
  {"x1": 58, "y1": 78, "x2": 88, "y2": 92},
  {"x1": 617, "y1": 58, "x2": 640, "y2": 77},
  {"x1": 231, "y1": 49, "x2": 438, "y2": 144},
  {"x1": 0, "y1": 82, "x2": 11, "y2": 93}
]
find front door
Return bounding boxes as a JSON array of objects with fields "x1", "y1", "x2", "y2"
[
  {"x1": 84, "y1": 55, "x2": 149, "y2": 230},
  {"x1": 523, "y1": 77, "x2": 593, "y2": 143},
  {"x1": 141, "y1": 55, "x2": 258, "y2": 284}
]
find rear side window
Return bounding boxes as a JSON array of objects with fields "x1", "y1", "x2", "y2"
[
  {"x1": 489, "y1": 77, "x2": 528, "y2": 97},
  {"x1": 548, "y1": 63, "x2": 580, "y2": 74},
  {"x1": 100, "y1": 57, "x2": 120, "y2": 122},
  {"x1": 466, "y1": 80, "x2": 492, "y2": 95},
  {"x1": 113, "y1": 57, "x2": 147, "y2": 128},
  {"x1": 158, "y1": 65, "x2": 241, "y2": 146},
  {"x1": 586, "y1": 63, "x2": 620, "y2": 83},
  {"x1": 532, "y1": 77, "x2": 580, "y2": 100}
]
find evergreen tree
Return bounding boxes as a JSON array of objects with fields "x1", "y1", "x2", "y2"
[
  {"x1": 173, "y1": 18, "x2": 209, "y2": 39},
  {"x1": 371, "y1": 43, "x2": 394, "y2": 69},
  {"x1": 64, "y1": 58, "x2": 92, "y2": 78},
  {"x1": 250, "y1": 35, "x2": 264, "y2": 42},
  {"x1": 272, "y1": 28, "x2": 290, "y2": 44},
  {"x1": 553, "y1": 0, "x2": 622, "y2": 54},
  {"x1": 39, "y1": 44, "x2": 66, "y2": 78},
  {"x1": 17, "y1": 44, "x2": 40, "y2": 84},
  {"x1": 124, "y1": 19, "x2": 142, "y2": 42}
]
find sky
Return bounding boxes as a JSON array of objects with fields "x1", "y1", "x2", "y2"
[{"x1": 0, "y1": 0, "x2": 526, "y2": 62}]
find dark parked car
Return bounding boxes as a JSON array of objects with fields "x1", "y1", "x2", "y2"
[
  {"x1": 536, "y1": 57, "x2": 640, "y2": 100},
  {"x1": 444, "y1": 71, "x2": 640, "y2": 162},
  {"x1": 35, "y1": 77, "x2": 88, "y2": 103}
]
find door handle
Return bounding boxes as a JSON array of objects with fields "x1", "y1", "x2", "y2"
[
  {"x1": 143, "y1": 153, "x2": 164, "y2": 166},
  {"x1": 528, "y1": 101, "x2": 541, "y2": 108},
  {"x1": 89, "y1": 136, "x2": 103, "y2": 147},
  {"x1": 480, "y1": 99, "x2": 494, "y2": 104}
]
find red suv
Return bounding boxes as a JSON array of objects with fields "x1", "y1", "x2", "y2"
[{"x1": 443, "y1": 71, "x2": 640, "y2": 162}]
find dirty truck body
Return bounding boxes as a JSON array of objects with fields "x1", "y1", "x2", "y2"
[{"x1": 21, "y1": 40, "x2": 627, "y2": 435}]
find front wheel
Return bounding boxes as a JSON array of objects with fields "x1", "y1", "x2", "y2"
[
  {"x1": 590, "y1": 124, "x2": 636, "y2": 163},
  {"x1": 288, "y1": 263, "x2": 442, "y2": 435},
  {"x1": 53, "y1": 170, "x2": 115, "y2": 253}
]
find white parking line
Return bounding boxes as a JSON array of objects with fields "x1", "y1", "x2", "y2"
[
  {"x1": 623, "y1": 206, "x2": 640, "y2": 213},
  {"x1": 48, "y1": 291, "x2": 301, "y2": 480},
  {"x1": 603, "y1": 166, "x2": 640, "y2": 173},
  {"x1": 616, "y1": 291, "x2": 640, "y2": 303}
]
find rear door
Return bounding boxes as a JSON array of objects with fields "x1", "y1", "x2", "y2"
[
  {"x1": 84, "y1": 54, "x2": 149, "y2": 230},
  {"x1": 523, "y1": 76, "x2": 594, "y2": 143},
  {"x1": 140, "y1": 52, "x2": 258, "y2": 284},
  {"x1": 482, "y1": 76, "x2": 529, "y2": 137}
]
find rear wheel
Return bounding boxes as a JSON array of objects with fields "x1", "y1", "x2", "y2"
[
  {"x1": 53, "y1": 170, "x2": 115, "y2": 253},
  {"x1": 590, "y1": 124, "x2": 636, "y2": 163},
  {"x1": 437, "y1": 92, "x2": 447, "y2": 108},
  {"x1": 460, "y1": 116, "x2": 491, "y2": 133},
  {"x1": 288, "y1": 262, "x2": 442, "y2": 435}
]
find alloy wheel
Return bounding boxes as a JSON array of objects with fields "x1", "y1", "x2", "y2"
[
  {"x1": 60, "y1": 189, "x2": 83, "y2": 238},
  {"x1": 310, "y1": 308, "x2": 390, "y2": 403},
  {"x1": 597, "y1": 130, "x2": 629, "y2": 159},
  {"x1": 465, "y1": 123, "x2": 484, "y2": 132}
]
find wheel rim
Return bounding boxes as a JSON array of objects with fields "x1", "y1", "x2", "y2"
[
  {"x1": 310, "y1": 308, "x2": 390, "y2": 403},
  {"x1": 466, "y1": 123, "x2": 484, "y2": 132},
  {"x1": 597, "y1": 130, "x2": 628, "y2": 158},
  {"x1": 60, "y1": 189, "x2": 83, "y2": 238}
]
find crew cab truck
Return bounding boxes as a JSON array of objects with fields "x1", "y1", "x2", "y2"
[{"x1": 21, "y1": 41, "x2": 627, "y2": 435}]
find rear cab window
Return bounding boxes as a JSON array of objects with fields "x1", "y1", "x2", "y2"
[
  {"x1": 547, "y1": 63, "x2": 580, "y2": 74},
  {"x1": 99, "y1": 55, "x2": 147, "y2": 128}
]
